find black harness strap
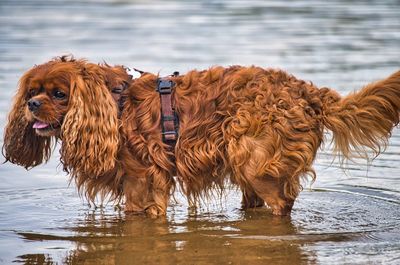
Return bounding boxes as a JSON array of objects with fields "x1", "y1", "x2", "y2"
[{"x1": 157, "y1": 72, "x2": 179, "y2": 148}]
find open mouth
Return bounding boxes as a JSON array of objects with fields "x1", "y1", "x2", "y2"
[{"x1": 32, "y1": 120, "x2": 60, "y2": 132}]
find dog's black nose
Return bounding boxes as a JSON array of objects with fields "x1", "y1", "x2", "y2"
[{"x1": 27, "y1": 99, "x2": 42, "y2": 112}]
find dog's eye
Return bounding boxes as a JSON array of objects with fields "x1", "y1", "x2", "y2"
[
  {"x1": 28, "y1": 89, "x2": 36, "y2": 98},
  {"x1": 54, "y1": 90, "x2": 66, "y2": 99}
]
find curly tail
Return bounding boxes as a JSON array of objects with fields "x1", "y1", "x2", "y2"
[{"x1": 321, "y1": 70, "x2": 400, "y2": 160}]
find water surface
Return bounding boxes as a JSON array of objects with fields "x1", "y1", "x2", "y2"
[{"x1": 0, "y1": 0, "x2": 400, "y2": 264}]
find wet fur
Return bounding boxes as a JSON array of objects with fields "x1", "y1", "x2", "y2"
[{"x1": 3, "y1": 56, "x2": 400, "y2": 216}]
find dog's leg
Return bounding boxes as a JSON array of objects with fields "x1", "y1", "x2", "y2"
[
  {"x1": 120, "y1": 149, "x2": 173, "y2": 217},
  {"x1": 241, "y1": 189, "x2": 265, "y2": 208},
  {"x1": 247, "y1": 176, "x2": 294, "y2": 216},
  {"x1": 228, "y1": 135, "x2": 298, "y2": 216},
  {"x1": 123, "y1": 176, "x2": 151, "y2": 214},
  {"x1": 232, "y1": 165, "x2": 296, "y2": 215},
  {"x1": 123, "y1": 175, "x2": 171, "y2": 217},
  {"x1": 122, "y1": 174, "x2": 169, "y2": 217}
]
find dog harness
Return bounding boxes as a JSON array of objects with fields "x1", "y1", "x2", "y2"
[
  {"x1": 114, "y1": 68, "x2": 180, "y2": 148},
  {"x1": 157, "y1": 72, "x2": 180, "y2": 148}
]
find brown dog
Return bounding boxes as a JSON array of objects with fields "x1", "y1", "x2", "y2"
[{"x1": 3, "y1": 56, "x2": 400, "y2": 216}]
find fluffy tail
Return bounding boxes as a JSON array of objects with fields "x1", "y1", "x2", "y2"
[{"x1": 322, "y1": 70, "x2": 400, "y2": 160}]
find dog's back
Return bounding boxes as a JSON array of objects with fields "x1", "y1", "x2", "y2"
[{"x1": 169, "y1": 67, "x2": 400, "y2": 214}]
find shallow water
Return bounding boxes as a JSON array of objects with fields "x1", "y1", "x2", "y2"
[{"x1": 0, "y1": 0, "x2": 400, "y2": 264}]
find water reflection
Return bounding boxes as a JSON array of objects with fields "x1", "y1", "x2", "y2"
[
  {"x1": 17, "y1": 208, "x2": 309, "y2": 265},
  {"x1": 11, "y1": 189, "x2": 400, "y2": 264},
  {"x1": 1, "y1": 0, "x2": 400, "y2": 264}
]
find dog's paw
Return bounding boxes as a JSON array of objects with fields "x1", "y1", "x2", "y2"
[{"x1": 145, "y1": 205, "x2": 165, "y2": 218}]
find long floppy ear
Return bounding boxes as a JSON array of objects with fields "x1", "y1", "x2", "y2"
[
  {"x1": 60, "y1": 65, "x2": 119, "y2": 178},
  {"x1": 2, "y1": 70, "x2": 53, "y2": 168}
]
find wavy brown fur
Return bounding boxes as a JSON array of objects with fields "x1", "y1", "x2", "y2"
[
  {"x1": 121, "y1": 73, "x2": 175, "y2": 215},
  {"x1": 123, "y1": 67, "x2": 326, "y2": 213},
  {"x1": 61, "y1": 63, "x2": 119, "y2": 178},
  {"x1": 125, "y1": 66, "x2": 400, "y2": 215},
  {"x1": 4, "y1": 56, "x2": 400, "y2": 216},
  {"x1": 3, "y1": 57, "x2": 123, "y2": 204},
  {"x1": 323, "y1": 71, "x2": 400, "y2": 160},
  {"x1": 174, "y1": 66, "x2": 327, "y2": 212},
  {"x1": 3, "y1": 71, "x2": 53, "y2": 168}
]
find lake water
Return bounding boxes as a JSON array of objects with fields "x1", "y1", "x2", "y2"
[{"x1": 0, "y1": 0, "x2": 400, "y2": 264}]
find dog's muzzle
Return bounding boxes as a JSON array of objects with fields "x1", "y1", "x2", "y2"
[{"x1": 27, "y1": 99, "x2": 42, "y2": 112}]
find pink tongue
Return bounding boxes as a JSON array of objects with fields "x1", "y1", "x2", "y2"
[{"x1": 33, "y1": 121, "x2": 49, "y2": 129}]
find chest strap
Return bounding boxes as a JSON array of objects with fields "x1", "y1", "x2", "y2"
[{"x1": 157, "y1": 74, "x2": 179, "y2": 147}]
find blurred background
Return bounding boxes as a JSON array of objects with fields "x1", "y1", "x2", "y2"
[{"x1": 0, "y1": 0, "x2": 400, "y2": 264}]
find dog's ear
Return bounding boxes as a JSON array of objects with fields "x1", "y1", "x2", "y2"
[
  {"x1": 60, "y1": 64, "x2": 119, "y2": 178},
  {"x1": 2, "y1": 68, "x2": 53, "y2": 168}
]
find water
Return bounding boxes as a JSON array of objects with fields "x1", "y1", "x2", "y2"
[{"x1": 0, "y1": 0, "x2": 400, "y2": 264}]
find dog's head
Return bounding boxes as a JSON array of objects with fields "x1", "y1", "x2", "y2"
[
  {"x1": 3, "y1": 56, "x2": 129, "y2": 178},
  {"x1": 22, "y1": 59, "x2": 75, "y2": 137}
]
